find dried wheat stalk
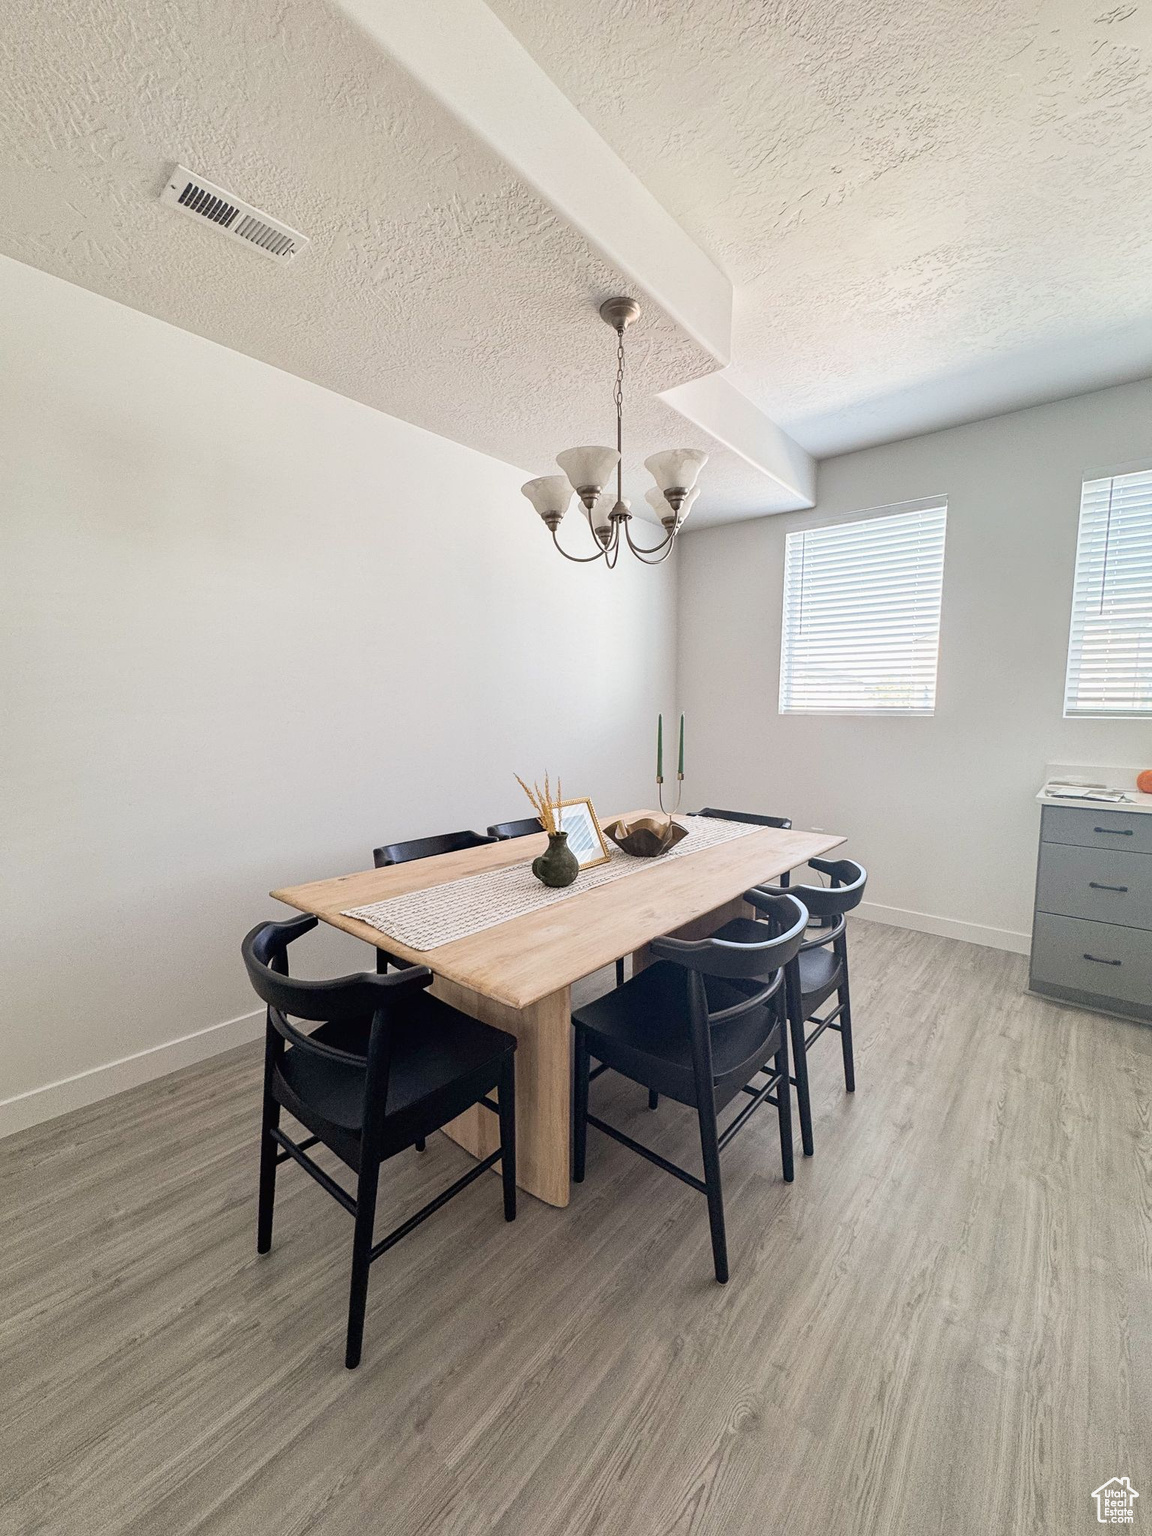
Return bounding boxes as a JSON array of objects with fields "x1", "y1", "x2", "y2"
[{"x1": 514, "y1": 771, "x2": 563, "y2": 836}]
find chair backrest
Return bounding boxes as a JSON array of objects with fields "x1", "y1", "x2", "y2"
[
  {"x1": 650, "y1": 893, "x2": 808, "y2": 983},
  {"x1": 242, "y1": 915, "x2": 431, "y2": 1042},
  {"x1": 487, "y1": 817, "x2": 544, "y2": 841},
  {"x1": 697, "y1": 806, "x2": 792, "y2": 830},
  {"x1": 650, "y1": 894, "x2": 809, "y2": 1085},
  {"x1": 756, "y1": 856, "x2": 867, "y2": 920},
  {"x1": 373, "y1": 829, "x2": 498, "y2": 868}
]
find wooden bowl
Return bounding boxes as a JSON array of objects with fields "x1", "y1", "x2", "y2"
[{"x1": 602, "y1": 814, "x2": 689, "y2": 859}]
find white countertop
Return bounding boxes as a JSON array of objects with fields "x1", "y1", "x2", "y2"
[{"x1": 1036, "y1": 761, "x2": 1152, "y2": 815}]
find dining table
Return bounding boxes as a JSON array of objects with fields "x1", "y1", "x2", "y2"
[{"x1": 271, "y1": 813, "x2": 845, "y2": 1207}]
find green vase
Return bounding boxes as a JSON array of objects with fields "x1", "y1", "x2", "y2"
[{"x1": 532, "y1": 830, "x2": 579, "y2": 888}]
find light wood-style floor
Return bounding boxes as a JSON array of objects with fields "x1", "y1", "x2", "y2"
[{"x1": 1, "y1": 920, "x2": 1148, "y2": 1535}]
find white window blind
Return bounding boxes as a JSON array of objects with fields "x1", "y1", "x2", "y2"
[
  {"x1": 1064, "y1": 468, "x2": 1152, "y2": 718},
  {"x1": 779, "y1": 503, "x2": 947, "y2": 715}
]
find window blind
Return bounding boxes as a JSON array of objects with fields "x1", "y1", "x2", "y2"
[
  {"x1": 1064, "y1": 468, "x2": 1152, "y2": 718},
  {"x1": 779, "y1": 503, "x2": 947, "y2": 715}
]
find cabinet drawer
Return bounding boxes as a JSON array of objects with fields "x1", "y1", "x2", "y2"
[
  {"x1": 1036, "y1": 842, "x2": 1152, "y2": 929},
  {"x1": 1030, "y1": 913, "x2": 1152, "y2": 1009},
  {"x1": 1041, "y1": 804, "x2": 1152, "y2": 855}
]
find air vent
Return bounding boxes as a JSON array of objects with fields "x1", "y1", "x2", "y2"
[{"x1": 160, "y1": 166, "x2": 309, "y2": 265}]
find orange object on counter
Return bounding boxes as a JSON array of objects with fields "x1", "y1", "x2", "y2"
[{"x1": 1137, "y1": 769, "x2": 1152, "y2": 795}]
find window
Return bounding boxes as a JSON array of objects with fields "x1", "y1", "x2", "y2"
[
  {"x1": 779, "y1": 501, "x2": 947, "y2": 716},
  {"x1": 1064, "y1": 467, "x2": 1152, "y2": 718}
]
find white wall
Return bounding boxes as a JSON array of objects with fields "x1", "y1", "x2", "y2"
[
  {"x1": 677, "y1": 379, "x2": 1152, "y2": 952},
  {"x1": 0, "y1": 255, "x2": 676, "y2": 1134}
]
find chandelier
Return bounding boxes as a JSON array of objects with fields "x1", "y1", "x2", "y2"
[{"x1": 521, "y1": 298, "x2": 707, "y2": 567}]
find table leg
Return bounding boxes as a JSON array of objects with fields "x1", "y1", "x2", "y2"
[{"x1": 432, "y1": 979, "x2": 572, "y2": 1208}]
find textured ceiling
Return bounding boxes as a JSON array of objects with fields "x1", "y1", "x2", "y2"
[
  {"x1": 5, "y1": 0, "x2": 1151, "y2": 527},
  {"x1": 489, "y1": 0, "x2": 1152, "y2": 454},
  {"x1": 0, "y1": 0, "x2": 774, "y2": 526}
]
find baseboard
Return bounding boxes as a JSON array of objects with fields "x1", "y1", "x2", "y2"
[
  {"x1": 0, "y1": 1007, "x2": 265, "y2": 1141},
  {"x1": 853, "y1": 900, "x2": 1031, "y2": 956}
]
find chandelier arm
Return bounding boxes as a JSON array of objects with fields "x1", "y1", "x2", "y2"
[
  {"x1": 550, "y1": 524, "x2": 607, "y2": 564},
  {"x1": 602, "y1": 524, "x2": 618, "y2": 569},
  {"x1": 623, "y1": 519, "x2": 676, "y2": 559},
  {"x1": 625, "y1": 540, "x2": 677, "y2": 566}
]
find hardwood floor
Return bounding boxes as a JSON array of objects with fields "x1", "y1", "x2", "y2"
[{"x1": 1, "y1": 920, "x2": 1148, "y2": 1535}]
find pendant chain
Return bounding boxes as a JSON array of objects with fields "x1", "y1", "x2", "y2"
[{"x1": 614, "y1": 327, "x2": 625, "y2": 422}]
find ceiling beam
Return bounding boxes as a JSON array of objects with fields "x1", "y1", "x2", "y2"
[
  {"x1": 661, "y1": 372, "x2": 815, "y2": 508},
  {"x1": 334, "y1": 0, "x2": 815, "y2": 513},
  {"x1": 335, "y1": 0, "x2": 730, "y2": 363}
]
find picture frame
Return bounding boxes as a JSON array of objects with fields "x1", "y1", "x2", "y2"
[{"x1": 555, "y1": 797, "x2": 611, "y2": 869}]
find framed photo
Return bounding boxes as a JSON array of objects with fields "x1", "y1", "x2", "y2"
[{"x1": 555, "y1": 797, "x2": 611, "y2": 869}]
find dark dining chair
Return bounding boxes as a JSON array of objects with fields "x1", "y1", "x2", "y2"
[
  {"x1": 370, "y1": 828, "x2": 500, "y2": 982},
  {"x1": 572, "y1": 892, "x2": 809, "y2": 1283},
  {"x1": 486, "y1": 817, "x2": 544, "y2": 841},
  {"x1": 713, "y1": 857, "x2": 867, "y2": 1158},
  {"x1": 243, "y1": 914, "x2": 517, "y2": 1369},
  {"x1": 697, "y1": 806, "x2": 793, "y2": 885},
  {"x1": 373, "y1": 829, "x2": 497, "y2": 868},
  {"x1": 620, "y1": 808, "x2": 797, "y2": 1117}
]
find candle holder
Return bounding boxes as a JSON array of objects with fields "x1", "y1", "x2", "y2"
[
  {"x1": 655, "y1": 710, "x2": 684, "y2": 814},
  {"x1": 656, "y1": 771, "x2": 684, "y2": 815}
]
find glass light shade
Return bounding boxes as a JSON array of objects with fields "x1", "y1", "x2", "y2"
[
  {"x1": 589, "y1": 492, "x2": 615, "y2": 535},
  {"x1": 644, "y1": 448, "x2": 708, "y2": 493},
  {"x1": 521, "y1": 475, "x2": 573, "y2": 520},
  {"x1": 556, "y1": 445, "x2": 620, "y2": 493},
  {"x1": 646, "y1": 486, "x2": 699, "y2": 524}
]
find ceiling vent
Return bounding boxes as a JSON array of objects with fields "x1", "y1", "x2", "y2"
[{"x1": 159, "y1": 166, "x2": 309, "y2": 265}]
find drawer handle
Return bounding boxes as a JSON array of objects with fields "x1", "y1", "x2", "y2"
[
  {"x1": 1094, "y1": 826, "x2": 1133, "y2": 835},
  {"x1": 1088, "y1": 881, "x2": 1129, "y2": 893},
  {"x1": 1083, "y1": 953, "x2": 1122, "y2": 967}
]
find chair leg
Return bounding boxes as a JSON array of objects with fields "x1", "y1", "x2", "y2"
[
  {"x1": 648, "y1": 1088, "x2": 659, "y2": 1111},
  {"x1": 498, "y1": 1055, "x2": 517, "y2": 1222},
  {"x1": 256, "y1": 1094, "x2": 279, "y2": 1255},
  {"x1": 414, "y1": 1138, "x2": 426, "y2": 1152},
  {"x1": 788, "y1": 996, "x2": 815, "y2": 1158},
  {"x1": 375, "y1": 950, "x2": 388, "y2": 975},
  {"x1": 774, "y1": 1032, "x2": 794, "y2": 1184},
  {"x1": 573, "y1": 1027, "x2": 590, "y2": 1183},
  {"x1": 345, "y1": 1155, "x2": 380, "y2": 1370},
  {"x1": 697, "y1": 1096, "x2": 728, "y2": 1284},
  {"x1": 838, "y1": 947, "x2": 856, "y2": 1092},
  {"x1": 256, "y1": 1018, "x2": 282, "y2": 1256},
  {"x1": 615, "y1": 956, "x2": 625, "y2": 987}
]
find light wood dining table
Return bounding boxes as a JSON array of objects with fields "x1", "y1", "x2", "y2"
[{"x1": 271, "y1": 815, "x2": 845, "y2": 1207}]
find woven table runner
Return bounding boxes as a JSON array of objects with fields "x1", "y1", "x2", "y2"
[{"x1": 342, "y1": 815, "x2": 762, "y2": 951}]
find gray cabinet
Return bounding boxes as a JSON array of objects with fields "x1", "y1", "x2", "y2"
[{"x1": 1030, "y1": 805, "x2": 1152, "y2": 1024}]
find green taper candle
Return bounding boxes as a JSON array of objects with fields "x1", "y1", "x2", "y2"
[
  {"x1": 678, "y1": 713, "x2": 684, "y2": 775},
  {"x1": 657, "y1": 713, "x2": 663, "y2": 779}
]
